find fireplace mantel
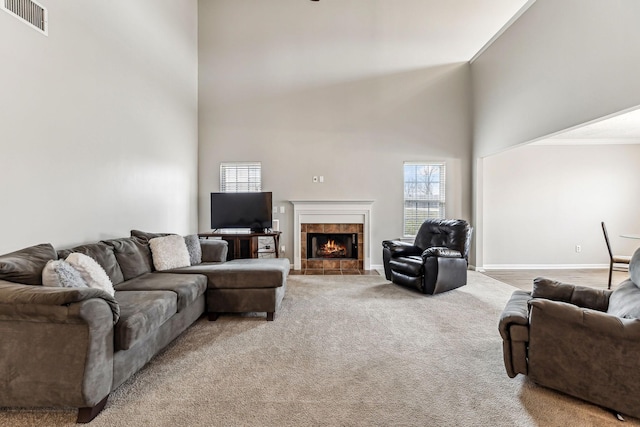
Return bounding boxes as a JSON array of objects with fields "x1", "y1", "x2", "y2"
[{"x1": 291, "y1": 200, "x2": 373, "y2": 270}]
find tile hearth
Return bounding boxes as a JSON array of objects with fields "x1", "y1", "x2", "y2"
[{"x1": 290, "y1": 269, "x2": 379, "y2": 276}]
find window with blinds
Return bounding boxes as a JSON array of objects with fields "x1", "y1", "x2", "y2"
[
  {"x1": 403, "y1": 162, "x2": 446, "y2": 236},
  {"x1": 220, "y1": 162, "x2": 262, "y2": 192}
]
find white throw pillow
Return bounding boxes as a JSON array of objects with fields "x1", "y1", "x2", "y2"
[
  {"x1": 149, "y1": 235, "x2": 191, "y2": 271},
  {"x1": 42, "y1": 259, "x2": 88, "y2": 288},
  {"x1": 66, "y1": 253, "x2": 115, "y2": 296}
]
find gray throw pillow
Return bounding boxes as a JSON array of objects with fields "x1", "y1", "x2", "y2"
[
  {"x1": 184, "y1": 235, "x2": 202, "y2": 265},
  {"x1": 42, "y1": 260, "x2": 88, "y2": 288},
  {"x1": 607, "y1": 280, "x2": 640, "y2": 319},
  {"x1": 630, "y1": 247, "x2": 640, "y2": 287}
]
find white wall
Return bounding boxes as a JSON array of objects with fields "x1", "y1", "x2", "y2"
[
  {"x1": 483, "y1": 144, "x2": 640, "y2": 267},
  {"x1": 0, "y1": 1, "x2": 199, "y2": 253},
  {"x1": 472, "y1": 0, "x2": 640, "y2": 158},
  {"x1": 470, "y1": 0, "x2": 640, "y2": 267},
  {"x1": 198, "y1": 1, "x2": 473, "y2": 267}
]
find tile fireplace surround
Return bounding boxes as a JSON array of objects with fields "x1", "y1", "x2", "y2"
[{"x1": 291, "y1": 200, "x2": 373, "y2": 271}]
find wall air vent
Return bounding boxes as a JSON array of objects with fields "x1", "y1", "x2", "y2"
[{"x1": 2, "y1": 0, "x2": 48, "y2": 35}]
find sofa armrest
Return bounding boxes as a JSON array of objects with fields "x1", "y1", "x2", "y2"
[
  {"x1": 382, "y1": 240, "x2": 422, "y2": 257},
  {"x1": 0, "y1": 280, "x2": 119, "y2": 322},
  {"x1": 499, "y1": 290, "x2": 532, "y2": 378},
  {"x1": 200, "y1": 239, "x2": 228, "y2": 262},
  {"x1": 0, "y1": 282, "x2": 115, "y2": 409}
]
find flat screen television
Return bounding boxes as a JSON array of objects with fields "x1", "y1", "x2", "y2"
[{"x1": 210, "y1": 192, "x2": 273, "y2": 232}]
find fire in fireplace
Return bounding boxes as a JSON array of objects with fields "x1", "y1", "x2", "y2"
[{"x1": 307, "y1": 233, "x2": 357, "y2": 259}]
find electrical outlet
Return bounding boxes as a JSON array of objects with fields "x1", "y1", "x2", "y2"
[
  {"x1": 280, "y1": 245, "x2": 285, "y2": 253},
  {"x1": 280, "y1": 206, "x2": 285, "y2": 214},
  {"x1": 575, "y1": 245, "x2": 582, "y2": 253},
  {"x1": 319, "y1": 176, "x2": 324, "y2": 183}
]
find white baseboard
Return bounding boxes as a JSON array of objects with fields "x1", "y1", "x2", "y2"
[
  {"x1": 373, "y1": 263, "x2": 618, "y2": 272},
  {"x1": 480, "y1": 263, "x2": 612, "y2": 270}
]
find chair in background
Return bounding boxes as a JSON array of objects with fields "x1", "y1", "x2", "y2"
[{"x1": 601, "y1": 221, "x2": 631, "y2": 289}]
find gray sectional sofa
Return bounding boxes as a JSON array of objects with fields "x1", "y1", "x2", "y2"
[{"x1": 0, "y1": 231, "x2": 289, "y2": 422}]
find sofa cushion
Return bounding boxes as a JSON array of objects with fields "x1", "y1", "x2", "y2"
[
  {"x1": 130, "y1": 229, "x2": 172, "y2": 243},
  {"x1": 113, "y1": 272, "x2": 206, "y2": 312},
  {"x1": 184, "y1": 235, "x2": 202, "y2": 265},
  {"x1": 168, "y1": 258, "x2": 290, "y2": 289},
  {"x1": 103, "y1": 237, "x2": 153, "y2": 280},
  {"x1": 0, "y1": 243, "x2": 57, "y2": 285},
  {"x1": 532, "y1": 277, "x2": 611, "y2": 311},
  {"x1": 607, "y1": 280, "x2": 640, "y2": 319},
  {"x1": 114, "y1": 290, "x2": 177, "y2": 351},
  {"x1": 42, "y1": 260, "x2": 88, "y2": 288},
  {"x1": 66, "y1": 253, "x2": 115, "y2": 297},
  {"x1": 57, "y1": 242, "x2": 125, "y2": 286},
  {"x1": 149, "y1": 235, "x2": 191, "y2": 271}
]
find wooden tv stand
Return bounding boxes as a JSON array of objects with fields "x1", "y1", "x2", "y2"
[{"x1": 198, "y1": 231, "x2": 282, "y2": 260}]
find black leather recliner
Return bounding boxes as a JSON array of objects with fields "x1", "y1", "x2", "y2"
[{"x1": 382, "y1": 219, "x2": 472, "y2": 295}]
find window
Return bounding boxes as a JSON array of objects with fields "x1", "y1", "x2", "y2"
[
  {"x1": 220, "y1": 162, "x2": 261, "y2": 192},
  {"x1": 403, "y1": 162, "x2": 445, "y2": 236}
]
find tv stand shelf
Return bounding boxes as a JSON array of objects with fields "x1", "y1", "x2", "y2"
[{"x1": 198, "y1": 231, "x2": 282, "y2": 260}]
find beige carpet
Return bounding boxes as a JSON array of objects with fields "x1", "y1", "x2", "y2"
[{"x1": 1, "y1": 272, "x2": 638, "y2": 426}]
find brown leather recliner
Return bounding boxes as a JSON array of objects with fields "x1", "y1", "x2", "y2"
[{"x1": 382, "y1": 219, "x2": 472, "y2": 295}]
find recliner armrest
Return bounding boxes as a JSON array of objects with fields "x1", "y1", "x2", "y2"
[
  {"x1": 382, "y1": 240, "x2": 422, "y2": 257},
  {"x1": 422, "y1": 247, "x2": 462, "y2": 259},
  {"x1": 499, "y1": 290, "x2": 532, "y2": 340},
  {"x1": 499, "y1": 290, "x2": 532, "y2": 378}
]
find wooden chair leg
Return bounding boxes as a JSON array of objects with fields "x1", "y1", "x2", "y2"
[
  {"x1": 77, "y1": 394, "x2": 109, "y2": 423},
  {"x1": 208, "y1": 312, "x2": 220, "y2": 321},
  {"x1": 608, "y1": 261, "x2": 613, "y2": 290}
]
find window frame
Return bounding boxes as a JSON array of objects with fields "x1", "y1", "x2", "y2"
[{"x1": 403, "y1": 161, "x2": 446, "y2": 237}]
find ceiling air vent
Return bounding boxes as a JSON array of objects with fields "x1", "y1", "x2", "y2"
[{"x1": 2, "y1": 0, "x2": 48, "y2": 35}]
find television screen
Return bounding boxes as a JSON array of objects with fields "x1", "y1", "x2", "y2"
[{"x1": 210, "y1": 192, "x2": 273, "y2": 232}]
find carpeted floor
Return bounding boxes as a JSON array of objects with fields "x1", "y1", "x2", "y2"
[{"x1": 1, "y1": 272, "x2": 638, "y2": 426}]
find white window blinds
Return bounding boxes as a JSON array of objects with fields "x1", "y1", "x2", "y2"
[{"x1": 220, "y1": 162, "x2": 262, "y2": 192}]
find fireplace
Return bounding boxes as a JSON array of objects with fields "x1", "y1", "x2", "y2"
[
  {"x1": 291, "y1": 200, "x2": 374, "y2": 271},
  {"x1": 307, "y1": 232, "x2": 358, "y2": 260},
  {"x1": 300, "y1": 223, "x2": 363, "y2": 271}
]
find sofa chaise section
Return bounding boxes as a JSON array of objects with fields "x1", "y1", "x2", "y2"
[{"x1": 170, "y1": 257, "x2": 290, "y2": 321}]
